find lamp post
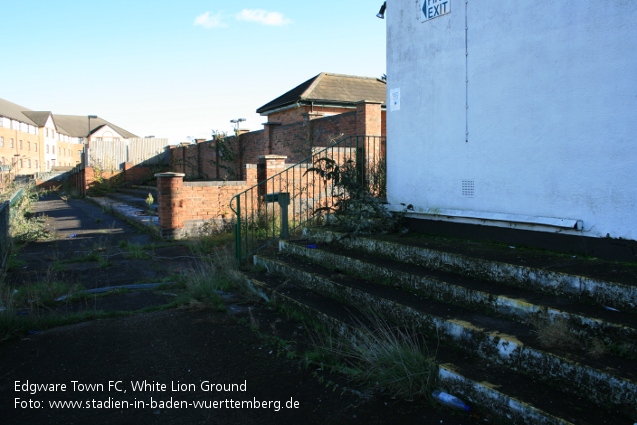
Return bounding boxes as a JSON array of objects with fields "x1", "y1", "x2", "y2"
[
  {"x1": 87, "y1": 115, "x2": 97, "y2": 145},
  {"x1": 230, "y1": 118, "x2": 246, "y2": 135},
  {"x1": 13, "y1": 154, "x2": 21, "y2": 181},
  {"x1": 376, "y1": 2, "x2": 386, "y2": 18}
]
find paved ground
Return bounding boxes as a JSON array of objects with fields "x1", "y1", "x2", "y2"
[{"x1": 0, "y1": 195, "x2": 481, "y2": 425}]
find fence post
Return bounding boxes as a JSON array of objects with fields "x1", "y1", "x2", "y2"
[
  {"x1": 234, "y1": 196, "x2": 242, "y2": 263},
  {"x1": 278, "y1": 192, "x2": 290, "y2": 239}
]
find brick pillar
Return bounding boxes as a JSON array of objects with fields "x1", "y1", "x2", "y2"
[
  {"x1": 258, "y1": 155, "x2": 287, "y2": 180},
  {"x1": 355, "y1": 101, "x2": 384, "y2": 190},
  {"x1": 122, "y1": 162, "x2": 133, "y2": 183},
  {"x1": 356, "y1": 100, "x2": 382, "y2": 136},
  {"x1": 245, "y1": 164, "x2": 258, "y2": 186},
  {"x1": 155, "y1": 172, "x2": 186, "y2": 240},
  {"x1": 257, "y1": 155, "x2": 287, "y2": 197},
  {"x1": 263, "y1": 122, "x2": 281, "y2": 155},
  {"x1": 84, "y1": 167, "x2": 95, "y2": 195}
]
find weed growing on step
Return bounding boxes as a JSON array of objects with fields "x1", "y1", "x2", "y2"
[
  {"x1": 304, "y1": 312, "x2": 437, "y2": 401},
  {"x1": 530, "y1": 316, "x2": 580, "y2": 350},
  {"x1": 529, "y1": 315, "x2": 626, "y2": 359},
  {"x1": 177, "y1": 247, "x2": 265, "y2": 309}
]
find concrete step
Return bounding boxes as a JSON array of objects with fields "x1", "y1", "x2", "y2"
[
  {"x1": 304, "y1": 229, "x2": 637, "y2": 311},
  {"x1": 89, "y1": 197, "x2": 159, "y2": 233},
  {"x1": 247, "y1": 228, "x2": 637, "y2": 424},
  {"x1": 256, "y1": 254, "x2": 637, "y2": 413},
  {"x1": 247, "y1": 272, "x2": 628, "y2": 425},
  {"x1": 105, "y1": 192, "x2": 157, "y2": 213},
  {"x1": 280, "y1": 240, "x2": 637, "y2": 357},
  {"x1": 121, "y1": 185, "x2": 158, "y2": 198}
]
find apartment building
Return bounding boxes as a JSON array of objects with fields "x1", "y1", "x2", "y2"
[{"x1": 0, "y1": 97, "x2": 137, "y2": 176}]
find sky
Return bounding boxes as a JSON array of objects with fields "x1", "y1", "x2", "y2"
[{"x1": 1, "y1": 1, "x2": 386, "y2": 143}]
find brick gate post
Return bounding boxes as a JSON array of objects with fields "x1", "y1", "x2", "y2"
[{"x1": 155, "y1": 172, "x2": 186, "y2": 239}]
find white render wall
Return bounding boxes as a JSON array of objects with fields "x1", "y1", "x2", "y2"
[{"x1": 386, "y1": 0, "x2": 637, "y2": 240}]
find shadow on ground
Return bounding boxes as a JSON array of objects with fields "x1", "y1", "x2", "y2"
[{"x1": 0, "y1": 195, "x2": 481, "y2": 425}]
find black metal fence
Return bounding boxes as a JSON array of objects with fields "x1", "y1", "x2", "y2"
[{"x1": 230, "y1": 135, "x2": 385, "y2": 263}]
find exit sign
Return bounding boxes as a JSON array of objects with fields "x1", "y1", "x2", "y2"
[{"x1": 421, "y1": 0, "x2": 450, "y2": 22}]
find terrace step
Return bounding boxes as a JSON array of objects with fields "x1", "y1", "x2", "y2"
[
  {"x1": 248, "y1": 228, "x2": 637, "y2": 425},
  {"x1": 104, "y1": 190, "x2": 157, "y2": 213},
  {"x1": 304, "y1": 229, "x2": 637, "y2": 310},
  {"x1": 280, "y1": 240, "x2": 637, "y2": 356}
]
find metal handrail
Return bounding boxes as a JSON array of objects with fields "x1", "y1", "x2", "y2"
[{"x1": 230, "y1": 135, "x2": 385, "y2": 263}]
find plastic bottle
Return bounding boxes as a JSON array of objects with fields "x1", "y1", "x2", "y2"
[{"x1": 432, "y1": 389, "x2": 470, "y2": 412}]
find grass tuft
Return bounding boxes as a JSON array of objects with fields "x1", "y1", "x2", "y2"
[{"x1": 305, "y1": 311, "x2": 437, "y2": 401}]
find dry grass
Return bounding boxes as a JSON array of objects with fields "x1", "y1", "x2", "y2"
[
  {"x1": 178, "y1": 247, "x2": 266, "y2": 308},
  {"x1": 530, "y1": 316, "x2": 580, "y2": 350},
  {"x1": 305, "y1": 311, "x2": 437, "y2": 401}
]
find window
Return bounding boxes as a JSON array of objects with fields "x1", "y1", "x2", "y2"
[
  {"x1": 19, "y1": 140, "x2": 23, "y2": 150},
  {"x1": 10, "y1": 138, "x2": 14, "y2": 148},
  {"x1": 46, "y1": 128, "x2": 49, "y2": 137},
  {"x1": 0, "y1": 137, "x2": 3, "y2": 147},
  {"x1": 35, "y1": 160, "x2": 39, "y2": 168},
  {"x1": 114, "y1": 138, "x2": 120, "y2": 142},
  {"x1": 19, "y1": 159, "x2": 23, "y2": 168},
  {"x1": 27, "y1": 159, "x2": 31, "y2": 168},
  {"x1": 46, "y1": 145, "x2": 49, "y2": 153},
  {"x1": 34, "y1": 143, "x2": 37, "y2": 152},
  {"x1": 47, "y1": 161, "x2": 50, "y2": 170},
  {"x1": 52, "y1": 146, "x2": 55, "y2": 154},
  {"x1": 27, "y1": 141, "x2": 30, "y2": 151},
  {"x1": 97, "y1": 137, "x2": 103, "y2": 142}
]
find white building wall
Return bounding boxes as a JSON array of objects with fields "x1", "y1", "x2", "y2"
[{"x1": 386, "y1": 0, "x2": 637, "y2": 241}]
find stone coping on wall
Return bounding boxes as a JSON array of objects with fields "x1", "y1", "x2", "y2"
[
  {"x1": 183, "y1": 180, "x2": 249, "y2": 187},
  {"x1": 258, "y1": 155, "x2": 288, "y2": 160},
  {"x1": 154, "y1": 172, "x2": 186, "y2": 178}
]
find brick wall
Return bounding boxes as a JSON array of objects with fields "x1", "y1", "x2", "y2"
[
  {"x1": 171, "y1": 101, "x2": 384, "y2": 178},
  {"x1": 155, "y1": 164, "x2": 259, "y2": 239},
  {"x1": 57, "y1": 163, "x2": 160, "y2": 196},
  {"x1": 156, "y1": 153, "x2": 355, "y2": 240},
  {"x1": 159, "y1": 102, "x2": 386, "y2": 239}
]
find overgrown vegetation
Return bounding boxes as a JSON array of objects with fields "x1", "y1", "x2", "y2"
[
  {"x1": 87, "y1": 165, "x2": 121, "y2": 196},
  {"x1": 173, "y1": 130, "x2": 239, "y2": 181},
  {"x1": 0, "y1": 263, "x2": 84, "y2": 341},
  {"x1": 527, "y1": 315, "x2": 630, "y2": 360},
  {"x1": 207, "y1": 130, "x2": 238, "y2": 180},
  {"x1": 10, "y1": 184, "x2": 52, "y2": 243},
  {"x1": 176, "y1": 247, "x2": 265, "y2": 309},
  {"x1": 303, "y1": 312, "x2": 437, "y2": 401},
  {"x1": 305, "y1": 157, "x2": 402, "y2": 235}
]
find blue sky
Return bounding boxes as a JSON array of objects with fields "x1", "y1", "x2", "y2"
[{"x1": 1, "y1": 1, "x2": 386, "y2": 142}]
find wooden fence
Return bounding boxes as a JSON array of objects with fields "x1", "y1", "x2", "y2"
[{"x1": 88, "y1": 138, "x2": 169, "y2": 170}]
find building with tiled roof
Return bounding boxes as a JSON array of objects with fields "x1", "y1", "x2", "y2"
[
  {"x1": 0, "y1": 97, "x2": 137, "y2": 176},
  {"x1": 257, "y1": 72, "x2": 386, "y2": 125}
]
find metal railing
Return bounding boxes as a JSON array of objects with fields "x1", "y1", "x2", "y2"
[
  {"x1": 0, "y1": 200, "x2": 9, "y2": 269},
  {"x1": 230, "y1": 135, "x2": 385, "y2": 263}
]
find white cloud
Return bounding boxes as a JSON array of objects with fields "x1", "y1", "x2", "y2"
[
  {"x1": 194, "y1": 11, "x2": 226, "y2": 29},
  {"x1": 236, "y1": 9, "x2": 292, "y2": 26}
]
